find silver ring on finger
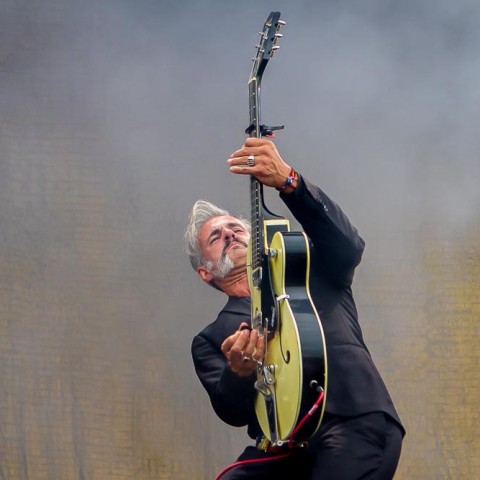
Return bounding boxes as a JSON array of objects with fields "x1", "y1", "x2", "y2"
[
  {"x1": 247, "y1": 155, "x2": 255, "y2": 167},
  {"x1": 242, "y1": 356, "x2": 251, "y2": 363}
]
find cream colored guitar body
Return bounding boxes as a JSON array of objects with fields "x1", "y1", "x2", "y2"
[{"x1": 249, "y1": 227, "x2": 327, "y2": 445}]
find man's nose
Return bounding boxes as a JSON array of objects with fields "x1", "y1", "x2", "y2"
[{"x1": 222, "y1": 227, "x2": 236, "y2": 241}]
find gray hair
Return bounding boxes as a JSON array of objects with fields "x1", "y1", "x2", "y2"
[
  {"x1": 185, "y1": 200, "x2": 231, "y2": 271},
  {"x1": 185, "y1": 200, "x2": 250, "y2": 272}
]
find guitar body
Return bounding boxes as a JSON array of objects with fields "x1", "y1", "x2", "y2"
[
  {"x1": 245, "y1": 11, "x2": 328, "y2": 446},
  {"x1": 252, "y1": 230, "x2": 327, "y2": 443}
]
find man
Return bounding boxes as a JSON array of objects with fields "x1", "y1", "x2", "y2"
[{"x1": 186, "y1": 137, "x2": 404, "y2": 479}]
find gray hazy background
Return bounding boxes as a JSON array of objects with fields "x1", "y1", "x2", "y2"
[{"x1": 1, "y1": 0, "x2": 479, "y2": 478}]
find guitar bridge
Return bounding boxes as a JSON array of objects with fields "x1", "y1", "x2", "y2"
[{"x1": 263, "y1": 364, "x2": 275, "y2": 385}]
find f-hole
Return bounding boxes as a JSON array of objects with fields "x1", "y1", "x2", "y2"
[{"x1": 279, "y1": 322, "x2": 291, "y2": 364}]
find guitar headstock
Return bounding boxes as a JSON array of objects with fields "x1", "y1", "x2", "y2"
[{"x1": 249, "y1": 11, "x2": 285, "y2": 84}]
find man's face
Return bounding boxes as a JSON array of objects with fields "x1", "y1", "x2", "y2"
[{"x1": 197, "y1": 215, "x2": 250, "y2": 280}]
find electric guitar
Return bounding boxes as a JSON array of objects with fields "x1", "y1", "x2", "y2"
[{"x1": 246, "y1": 12, "x2": 328, "y2": 447}]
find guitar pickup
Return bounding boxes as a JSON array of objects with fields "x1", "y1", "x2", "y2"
[{"x1": 252, "y1": 267, "x2": 262, "y2": 287}]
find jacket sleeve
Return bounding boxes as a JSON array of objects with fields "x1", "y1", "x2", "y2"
[
  {"x1": 191, "y1": 333, "x2": 257, "y2": 427},
  {"x1": 280, "y1": 175, "x2": 365, "y2": 288}
]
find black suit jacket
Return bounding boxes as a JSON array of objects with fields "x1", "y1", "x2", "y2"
[{"x1": 192, "y1": 176, "x2": 404, "y2": 440}]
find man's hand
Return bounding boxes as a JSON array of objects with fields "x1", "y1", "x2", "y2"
[
  {"x1": 221, "y1": 322, "x2": 265, "y2": 377},
  {"x1": 227, "y1": 138, "x2": 293, "y2": 190}
]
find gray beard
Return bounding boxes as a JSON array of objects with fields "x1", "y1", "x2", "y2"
[{"x1": 205, "y1": 254, "x2": 235, "y2": 280}]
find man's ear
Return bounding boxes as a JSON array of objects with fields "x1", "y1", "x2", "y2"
[{"x1": 197, "y1": 266, "x2": 213, "y2": 283}]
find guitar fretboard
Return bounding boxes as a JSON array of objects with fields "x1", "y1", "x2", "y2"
[
  {"x1": 250, "y1": 176, "x2": 262, "y2": 272},
  {"x1": 248, "y1": 73, "x2": 263, "y2": 273}
]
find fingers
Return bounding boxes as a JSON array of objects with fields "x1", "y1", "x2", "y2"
[
  {"x1": 227, "y1": 154, "x2": 261, "y2": 169},
  {"x1": 221, "y1": 323, "x2": 265, "y2": 377},
  {"x1": 227, "y1": 138, "x2": 292, "y2": 189},
  {"x1": 244, "y1": 137, "x2": 272, "y2": 148},
  {"x1": 241, "y1": 328, "x2": 259, "y2": 360},
  {"x1": 228, "y1": 328, "x2": 256, "y2": 368},
  {"x1": 220, "y1": 328, "x2": 247, "y2": 357},
  {"x1": 228, "y1": 138, "x2": 272, "y2": 163},
  {"x1": 253, "y1": 331, "x2": 265, "y2": 362}
]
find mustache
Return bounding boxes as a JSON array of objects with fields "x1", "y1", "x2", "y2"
[{"x1": 222, "y1": 238, "x2": 248, "y2": 257}]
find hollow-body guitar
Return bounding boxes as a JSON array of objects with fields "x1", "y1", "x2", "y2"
[{"x1": 246, "y1": 11, "x2": 328, "y2": 447}]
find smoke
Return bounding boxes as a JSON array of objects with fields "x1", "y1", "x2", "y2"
[
  {"x1": 9, "y1": 0, "x2": 476, "y2": 232},
  {"x1": 1, "y1": 0, "x2": 479, "y2": 477}
]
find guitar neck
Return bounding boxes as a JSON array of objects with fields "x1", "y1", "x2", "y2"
[
  {"x1": 247, "y1": 11, "x2": 285, "y2": 277},
  {"x1": 248, "y1": 73, "x2": 263, "y2": 272}
]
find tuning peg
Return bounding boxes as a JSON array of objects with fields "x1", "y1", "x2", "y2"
[
  {"x1": 274, "y1": 33, "x2": 283, "y2": 38},
  {"x1": 278, "y1": 20, "x2": 286, "y2": 26}
]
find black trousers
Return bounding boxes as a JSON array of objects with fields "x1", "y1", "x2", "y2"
[{"x1": 218, "y1": 413, "x2": 403, "y2": 480}]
